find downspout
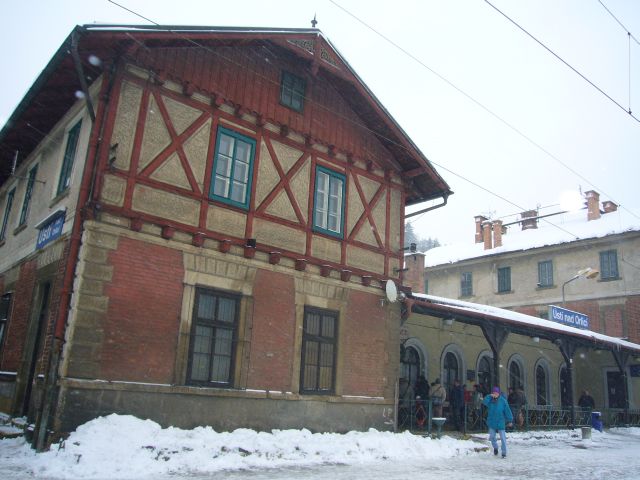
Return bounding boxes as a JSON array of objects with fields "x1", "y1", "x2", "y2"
[
  {"x1": 70, "y1": 30, "x2": 96, "y2": 124},
  {"x1": 35, "y1": 36, "x2": 116, "y2": 451},
  {"x1": 405, "y1": 193, "x2": 449, "y2": 219}
]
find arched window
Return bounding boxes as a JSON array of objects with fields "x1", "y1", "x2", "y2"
[
  {"x1": 536, "y1": 364, "x2": 548, "y2": 405},
  {"x1": 478, "y1": 354, "x2": 493, "y2": 394},
  {"x1": 559, "y1": 365, "x2": 570, "y2": 407},
  {"x1": 401, "y1": 346, "x2": 420, "y2": 389},
  {"x1": 443, "y1": 351, "x2": 459, "y2": 395},
  {"x1": 509, "y1": 362, "x2": 521, "y2": 391}
]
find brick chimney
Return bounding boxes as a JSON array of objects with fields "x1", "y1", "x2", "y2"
[
  {"x1": 474, "y1": 215, "x2": 487, "y2": 244},
  {"x1": 482, "y1": 220, "x2": 493, "y2": 250},
  {"x1": 403, "y1": 252, "x2": 426, "y2": 294},
  {"x1": 602, "y1": 200, "x2": 618, "y2": 213},
  {"x1": 493, "y1": 219, "x2": 503, "y2": 248},
  {"x1": 585, "y1": 190, "x2": 601, "y2": 221},
  {"x1": 520, "y1": 210, "x2": 538, "y2": 230}
]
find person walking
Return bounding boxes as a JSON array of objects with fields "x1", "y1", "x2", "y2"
[{"x1": 483, "y1": 386, "x2": 514, "y2": 458}]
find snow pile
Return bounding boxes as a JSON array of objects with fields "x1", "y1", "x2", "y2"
[{"x1": 0, "y1": 414, "x2": 479, "y2": 479}]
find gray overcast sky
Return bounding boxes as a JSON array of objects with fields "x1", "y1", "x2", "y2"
[{"x1": 1, "y1": 0, "x2": 639, "y2": 245}]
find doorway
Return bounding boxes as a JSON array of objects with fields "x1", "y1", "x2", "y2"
[
  {"x1": 606, "y1": 371, "x2": 626, "y2": 409},
  {"x1": 21, "y1": 282, "x2": 51, "y2": 419}
]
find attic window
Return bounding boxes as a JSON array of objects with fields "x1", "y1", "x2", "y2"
[{"x1": 280, "y1": 71, "x2": 305, "y2": 112}]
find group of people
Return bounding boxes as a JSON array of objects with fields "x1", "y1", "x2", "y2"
[{"x1": 401, "y1": 377, "x2": 599, "y2": 460}]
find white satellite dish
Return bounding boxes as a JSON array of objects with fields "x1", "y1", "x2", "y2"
[{"x1": 385, "y1": 279, "x2": 398, "y2": 303}]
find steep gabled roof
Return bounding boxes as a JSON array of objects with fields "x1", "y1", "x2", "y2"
[{"x1": 0, "y1": 25, "x2": 451, "y2": 205}]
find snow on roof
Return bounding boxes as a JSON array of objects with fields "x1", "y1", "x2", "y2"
[
  {"x1": 423, "y1": 209, "x2": 640, "y2": 267},
  {"x1": 411, "y1": 292, "x2": 640, "y2": 353}
]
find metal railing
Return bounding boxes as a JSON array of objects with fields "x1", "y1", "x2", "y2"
[{"x1": 396, "y1": 401, "x2": 640, "y2": 434}]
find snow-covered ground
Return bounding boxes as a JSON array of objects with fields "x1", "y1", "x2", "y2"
[{"x1": 1, "y1": 414, "x2": 639, "y2": 479}]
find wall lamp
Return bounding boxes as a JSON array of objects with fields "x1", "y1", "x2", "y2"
[
  {"x1": 562, "y1": 267, "x2": 599, "y2": 304},
  {"x1": 532, "y1": 336, "x2": 540, "y2": 343},
  {"x1": 443, "y1": 317, "x2": 454, "y2": 327}
]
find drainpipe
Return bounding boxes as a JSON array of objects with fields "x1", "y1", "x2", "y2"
[
  {"x1": 34, "y1": 38, "x2": 116, "y2": 451},
  {"x1": 70, "y1": 30, "x2": 96, "y2": 124},
  {"x1": 404, "y1": 194, "x2": 449, "y2": 219}
]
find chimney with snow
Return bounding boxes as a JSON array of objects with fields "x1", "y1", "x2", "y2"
[
  {"x1": 493, "y1": 219, "x2": 503, "y2": 248},
  {"x1": 602, "y1": 200, "x2": 618, "y2": 214},
  {"x1": 520, "y1": 210, "x2": 538, "y2": 230},
  {"x1": 585, "y1": 190, "x2": 601, "y2": 221},
  {"x1": 474, "y1": 215, "x2": 487, "y2": 244},
  {"x1": 482, "y1": 220, "x2": 493, "y2": 250}
]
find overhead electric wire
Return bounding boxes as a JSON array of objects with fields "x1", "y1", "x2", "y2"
[
  {"x1": 104, "y1": 0, "x2": 638, "y2": 233},
  {"x1": 3, "y1": 0, "x2": 634, "y2": 246},
  {"x1": 598, "y1": 0, "x2": 640, "y2": 45},
  {"x1": 484, "y1": 0, "x2": 639, "y2": 121},
  {"x1": 329, "y1": 0, "x2": 640, "y2": 223}
]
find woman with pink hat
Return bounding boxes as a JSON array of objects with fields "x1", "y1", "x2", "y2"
[{"x1": 482, "y1": 386, "x2": 514, "y2": 458}]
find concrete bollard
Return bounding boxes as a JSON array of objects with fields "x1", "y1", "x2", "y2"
[{"x1": 581, "y1": 426, "x2": 592, "y2": 439}]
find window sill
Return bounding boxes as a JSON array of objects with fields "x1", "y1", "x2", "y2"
[
  {"x1": 497, "y1": 290, "x2": 513, "y2": 295},
  {"x1": 459, "y1": 294, "x2": 473, "y2": 299},
  {"x1": 49, "y1": 188, "x2": 70, "y2": 207},
  {"x1": 599, "y1": 277, "x2": 621, "y2": 282},
  {"x1": 536, "y1": 284, "x2": 556, "y2": 290},
  {"x1": 12, "y1": 224, "x2": 27, "y2": 236}
]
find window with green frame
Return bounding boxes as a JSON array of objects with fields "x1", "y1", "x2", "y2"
[
  {"x1": 18, "y1": 165, "x2": 38, "y2": 226},
  {"x1": 186, "y1": 287, "x2": 239, "y2": 387},
  {"x1": 280, "y1": 71, "x2": 306, "y2": 112},
  {"x1": 600, "y1": 249, "x2": 619, "y2": 280},
  {"x1": 300, "y1": 306, "x2": 338, "y2": 394},
  {"x1": 537, "y1": 260, "x2": 553, "y2": 287},
  {"x1": 210, "y1": 127, "x2": 256, "y2": 209},
  {"x1": 57, "y1": 120, "x2": 82, "y2": 196},
  {"x1": 460, "y1": 271, "x2": 473, "y2": 297},
  {"x1": 313, "y1": 166, "x2": 345, "y2": 238},
  {"x1": 497, "y1": 266, "x2": 511, "y2": 293},
  {"x1": 0, "y1": 188, "x2": 16, "y2": 242}
]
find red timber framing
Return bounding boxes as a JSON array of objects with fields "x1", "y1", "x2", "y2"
[{"x1": 95, "y1": 66, "x2": 406, "y2": 280}]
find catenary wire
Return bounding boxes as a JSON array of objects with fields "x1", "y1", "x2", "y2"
[
  {"x1": 1, "y1": 0, "x2": 633, "y2": 246},
  {"x1": 484, "y1": 0, "x2": 638, "y2": 121},
  {"x1": 328, "y1": 0, "x2": 640, "y2": 223},
  {"x1": 65, "y1": 1, "x2": 640, "y2": 233},
  {"x1": 598, "y1": 0, "x2": 640, "y2": 45}
]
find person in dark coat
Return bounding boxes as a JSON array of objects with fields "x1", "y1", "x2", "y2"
[
  {"x1": 483, "y1": 386, "x2": 513, "y2": 458},
  {"x1": 578, "y1": 390, "x2": 595, "y2": 410},
  {"x1": 451, "y1": 379, "x2": 465, "y2": 431}
]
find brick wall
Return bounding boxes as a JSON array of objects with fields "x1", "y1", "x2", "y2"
[
  {"x1": 1, "y1": 260, "x2": 37, "y2": 372},
  {"x1": 628, "y1": 297, "x2": 640, "y2": 344},
  {"x1": 246, "y1": 269, "x2": 296, "y2": 392},
  {"x1": 341, "y1": 290, "x2": 388, "y2": 397},
  {"x1": 101, "y1": 237, "x2": 183, "y2": 383},
  {"x1": 403, "y1": 253, "x2": 425, "y2": 294}
]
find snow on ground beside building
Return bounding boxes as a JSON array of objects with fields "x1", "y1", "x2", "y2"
[
  {"x1": 1, "y1": 414, "x2": 639, "y2": 479},
  {"x1": 0, "y1": 414, "x2": 479, "y2": 479},
  {"x1": 423, "y1": 209, "x2": 640, "y2": 267}
]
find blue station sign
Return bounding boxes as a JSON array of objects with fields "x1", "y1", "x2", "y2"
[
  {"x1": 548, "y1": 305, "x2": 590, "y2": 330},
  {"x1": 36, "y1": 210, "x2": 66, "y2": 250}
]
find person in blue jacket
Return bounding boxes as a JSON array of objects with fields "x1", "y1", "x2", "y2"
[{"x1": 483, "y1": 386, "x2": 514, "y2": 458}]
